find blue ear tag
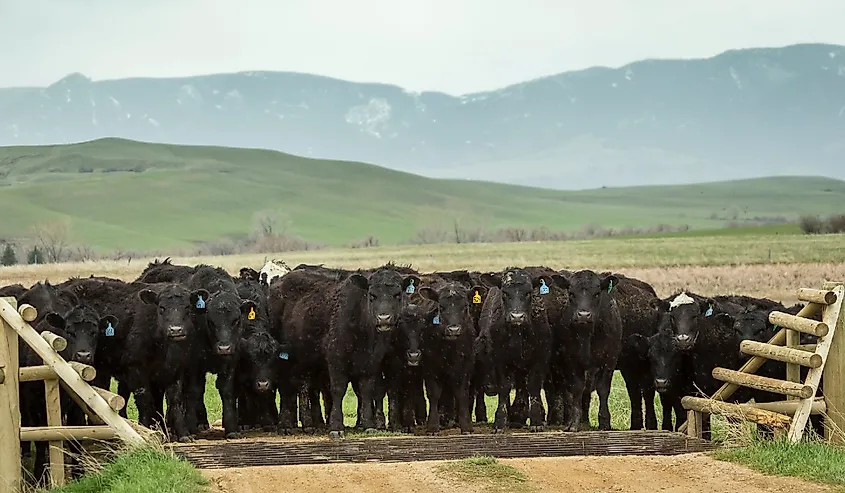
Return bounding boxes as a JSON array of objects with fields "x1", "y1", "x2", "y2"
[
  {"x1": 607, "y1": 280, "x2": 614, "y2": 294},
  {"x1": 704, "y1": 305, "x2": 713, "y2": 317},
  {"x1": 279, "y1": 352, "x2": 289, "y2": 360},
  {"x1": 406, "y1": 279, "x2": 415, "y2": 294},
  {"x1": 539, "y1": 279, "x2": 549, "y2": 295},
  {"x1": 105, "y1": 323, "x2": 115, "y2": 337},
  {"x1": 195, "y1": 295, "x2": 206, "y2": 309},
  {"x1": 432, "y1": 314, "x2": 440, "y2": 325}
]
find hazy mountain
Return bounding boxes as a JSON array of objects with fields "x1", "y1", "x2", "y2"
[{"x1": 1, "y1": 43, "x2": 844, "y2": 189}]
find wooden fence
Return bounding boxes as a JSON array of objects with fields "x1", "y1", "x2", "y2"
[
  {"x1": 681, "y1": 282, "x2": 845, "y2": 444},
  {"x1": 0, "y1": 297, "x2": 147, "y2": 491}
]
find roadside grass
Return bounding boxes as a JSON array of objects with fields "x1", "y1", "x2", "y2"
[
  {"x1": 435, "y1": 456, "x2": 532, "y2": 493},
  {"x1": 42, "y1": 446, "x2": 207, "y2": 493},
  {"x1": 714, "y1": 436, "x2": 845, "y2": 491}
]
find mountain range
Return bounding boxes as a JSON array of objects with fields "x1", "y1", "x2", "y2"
[{"x1": 1, "y1": 43, "x2": 844, "y2": 189}]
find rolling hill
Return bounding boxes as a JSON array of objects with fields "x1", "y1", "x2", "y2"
[
  {"x1": 1, "y1": 44, "x2": 844, "y2": 190},
  {"x1": 1, "y1": 138, "x2": 844, "y2": 252}
]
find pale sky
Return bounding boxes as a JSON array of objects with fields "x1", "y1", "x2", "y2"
[{"x1": 2, "y1": 0, "x2": 844, "y2": 95}]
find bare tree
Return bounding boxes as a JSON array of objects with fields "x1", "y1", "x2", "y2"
[
  {"x1": 30, "y1": 220, "x2": 71, "y2": 263},
  {"x1": 252, "y1": 210, "x2": 292, "y2": 238}
]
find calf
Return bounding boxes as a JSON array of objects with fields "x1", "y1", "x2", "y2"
[
  {"x1": 479, "y1": 268, "x2": 559, "y2": 432},
  {"x1": 385, "y1": 301, "x2": 435, "y2": 432},
  {"x1": 417, "y1": 281, "x2": 485, "y2": 434},
  {"x1": 125, "y1": 283, "x2": 209, "y2": 442},
  {"x1": 237, "y1": 329, "x2": 285, "y2": 431},
  {"x1": 323, "y1": 269, "x2": 419, "y2": 438}
]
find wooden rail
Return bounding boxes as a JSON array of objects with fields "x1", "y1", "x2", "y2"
[{"x1": 0, "y1": 297, "x2": 146, "y2": 490}]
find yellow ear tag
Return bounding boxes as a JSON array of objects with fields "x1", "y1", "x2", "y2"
[
  {"x1": 472, "y1": 290, "x2": 481, "y2": 304},
  {"x1": 248, "y1": 307, "x2": 256, "y2": 320}
]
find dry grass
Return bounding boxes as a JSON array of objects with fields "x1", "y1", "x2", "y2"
[{"x1": 2, "y1": 235, "x2": 844, "y2": 304}]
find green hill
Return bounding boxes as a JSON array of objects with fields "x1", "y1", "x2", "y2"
[{"x1": 0, "y1": 138, "x2": 843, "y2": 251}]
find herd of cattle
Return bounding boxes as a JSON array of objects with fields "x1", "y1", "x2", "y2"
[{"x1": 0, "y1": 258, "x2": 825, "y2": 477}]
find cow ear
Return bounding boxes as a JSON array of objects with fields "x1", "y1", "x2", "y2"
[
  {"x1": 240, "y1": 300, "x2": 258, "y2": 319},
  {"x1": 99, "y1": 315, "x2": 118, "y2": 334},
  {"x1": 417, "y1": 287, "x2": 438, "y2": 302},
  {"x1": 600, "y1": 274, "x2": 619, "y2": 294},
  {"x1": 628, "y1": 333, "x2": 648, "y2": 357},
  {"x1": 550, "y1": 274, "x2": 570, "y2": 290},
  {"x1": 480, "y1": 273, "x2": 501, "y2": 288},
  {"x1": 139, "y1": 289, "x2": 158, "y2": 305},
  {"x1": 651, "y1": 299, "x2": 670, "y2": 312},
  {"x1": 348, "y1": 273, "x2": 369, "y2": 291},
  {"x1": 468, "y1": 285, "x2": 486, "y2": 305},
  {"x1": 700, "y1": 298, "x2": 716, "y2": 317},
  {"x1": 402, "y1": 275, "x2": 421, "y2": 295},
  {"x1": 45, "y1": 312, "x2": 66, "y2": 330},
  {"x1": 713, "y1": 312, "x2": 733, "y2": 328},
  {"x1": 191, "y1": 289, "x2": 210, "y2": 310}
]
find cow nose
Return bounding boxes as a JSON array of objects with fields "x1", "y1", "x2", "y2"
[
  {"x1": 75, "y1": 351, "x2": 92, "y2": 363},
  {"x1": 508, "y1": 311, "x2": 526, "y2": 323},
  {"x1": 576, "y1": 310, "x2": 593, "y2": 322},
  {"x1": 376, "y1": 314, "x2": 393, "y2": 324},
  {"x1": 216, "y1": 344, "x2": 233, "y2": 355},
  {"x1": 654, "y1": 378, "x2": 669, "y2": 391},
  {"x1": 167, "y1": 326, "x2": 186, "y2": 339},
  {"x1": 406, "y1": 351, "x2": 421, "y2": 366},
  {"x1": 445, "y1": 325, "x2": 462, "y2": 338},
  {"x1": 256, "y1": 380, "x2": 271, "y2": 392}
]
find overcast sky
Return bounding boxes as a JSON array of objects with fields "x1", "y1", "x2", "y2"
[{"x1": 2, "y1": 0, "x2": 844, "y2": 95}]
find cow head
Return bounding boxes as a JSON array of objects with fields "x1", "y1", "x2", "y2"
[
  {"x1": 203, "y1": 291, "x2": 249, "y2": 356},
  {"x1": 630, "y1": 322, "x2": 682, "y2": 394},
  {"x1": 417, "y1": 282, "x2": 485, "y2": 340},
  {"x1": 566, "y1": 270, "x2": 616, "y2": 326},
  {"x1": 651, "y1": 292, "x2": 716, "y2": 351},
  {"x1": 240, "y1": 330, "x2": 283, "y2": 392},
  {"x1": 396, "y1": 302, "x2": 435, "y2": 366},
  {"x1": 481, "y1": 268, "x2": 566, "y2": 327},
  {"x1": 239, "y1": 267, "x2": 260, "y2": 282},
  {"x1": 45, "y1": 305, "x2": 118, "y2": 365},
  {"x1": 139, "y1": 284, "x2": 209, "y2": 341},
  {"x1": 350, "y1": 269, "x2": 419, "y2": 332}
]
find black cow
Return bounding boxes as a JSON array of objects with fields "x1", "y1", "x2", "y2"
[
  {"x1": 125, "y1": 283, "x2": 209, "y2": 442},
  {"x1": 324, "y1": 268, "x2": 419, "y2": 438},
  {"x1": 416, "y1": 281, "x2": 485, "y2": 434},
  {"x1": 0, "y1": 283, "x2": 28, "y2": 299},
  {"x1": 479, "y1": 268, "x2": 560, "y2": 432}
]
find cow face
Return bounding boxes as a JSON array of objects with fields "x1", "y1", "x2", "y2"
[
  {"x1": 653, "y1": 293, "x2": 716, "y2": 351},
  {"x1": 350, "y1": 270, "x2": 420, "y2": 332},
  {"x1": 630, "y1": 323, "x2": 682, "y2": 394},
  {"x1": 45, "y1": 306, "x2": 118, "y2": 365},
  {"x1": 567, "y1": 270, "x2": 616, "y2": 326},
  {"x1": 139, "y1": 284, "x2": 209, "y2": 341},
  {"x1": 396, "y1": 302, "x2": 435, "y2": 366},
  {"x1": 481, "y1": 269, "x2": 565, "y2": 327},
  {"x1": 204, "y1": 291, "x2": 246, "y2": 356},
  {"x1": 240, "y1": 331, "x2": 282, "y2": 392},
  {"x1": 418, "y1": 282, "x2": 485, "y2": 340}
]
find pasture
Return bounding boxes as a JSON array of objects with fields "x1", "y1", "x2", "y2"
[{"x1": 3, "y1": 233, "x2": 845, "y2": 492}]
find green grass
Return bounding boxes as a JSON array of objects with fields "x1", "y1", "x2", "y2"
[
  {"x1": 43, "y1": 447, "x2": 207, "y2": 493},
  {"x1": 715, "y1": 438, "x2": 845, "y2": 490},
  {"x1": 1, "y1": 138, "x2": 843, "y2": 251},
  {"x1": 435, "y1": 456, "x2": 532, "y2": 493}
]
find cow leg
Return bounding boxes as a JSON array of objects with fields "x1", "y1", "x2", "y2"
[
  {"x1": 527, "y1": 366, "x2": 546, "y2": 432},
  {"x1": 328, "y1": 374, "x2": 349, "y2": 438},
  {"x1": 658, "y1": 392, "x2": 674, "y2": 431},
  {"x1": 307, "y1": 384, "x2": 324, "y2": 432},
  {"x1": 474, "y1": 389, "x2": 487, "y2": 423},
  {"x1": 643, "y1": 381, "x2": 658, "y2": 430},
  {"x1": 414, "y1": 377, "x2": 427, "y2": 426},
  {"x1": 580, "y1": 368, "x2": 597, "y2": 430},
  {"x1": 622, "y1": 370, "x2": 644, "y2": 430},
  {"x1": 298, "y1": 384, "x2": 311, "y2": 431},
  {"x1": 373, "y1": 374, "x2": 387, "y2": 430},
  {"x1": 277, "y1": 379, "x2": 298, "y2": 434},
  {"x1": 128, "y1": 372, "x2": 156, "y2": 429},
  {"x1": 456, "y1": 372, "x2": 473, "y2": 435},
  {"x1": 217, "y1": 369, "x2": 240, "y2": 439},
  {"x1": 493, "y1": 370, "x2": 512, "y2": 433},
  {"x1": 357, "y1": 376, "x2": 378, "y2": 432},
  {"x1": 595, "y1": 368, "x2": 614, "y2": 431},
  {"x1": 116, "y1": 378, "x2": 131, "y2": 419},
  {"x1": 562, "y1": 369, "x2": 586, "y2": 432},
  {"x1": 509, "y1": 384, "x2": 529, "y2": 428},
  {"x1": 672, "y1": 397, "x2": 687, "y2": 431},
  {"x1": 425, "y1": 376, "x2": 443, "y2": 435},
  {"x1": 350, "y1": 379, "x2": 364, "y2": 430},
  {"x1": 165, "y1": 379, "x2": 191, "y2": 442}
]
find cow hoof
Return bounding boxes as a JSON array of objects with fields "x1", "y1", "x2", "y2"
[
  {"x1": 263, "y1": 425, "x2": 277, "y2": 433},
  {"x1": 177, "y1": 436, "x2": 193, "y2": 444},
  {"x1": 303, "y1": 427, "x2": 315, "y2": 434},
  {"x1": 197, "y1": 424, "x2": 210, "y2": 432},
  {"x1": 329, "y1": 431, "x2": 345, "y2": 440},
  {"x1": 364, "y1": 428, "x2": 379, "y2": 435},
  {"x1": 493, "y1": 428, "x2": 506, "y2": 434},
  {"x1": 277, "y1": 428, "x2": 292, "y2": 436},
  {"x1": 461, "y1": 431, "x2": 472, "y2": 435},
  {"x1": 529, "y1": 425, "x2": 545, "y2": 433},
  {"x1": 225, "y1": 432, "x2": 242, "y2": 440}
]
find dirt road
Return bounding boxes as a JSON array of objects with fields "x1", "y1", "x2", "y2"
[{"x1": 204, "y1": 453, "x2": 832, "y2": 493}]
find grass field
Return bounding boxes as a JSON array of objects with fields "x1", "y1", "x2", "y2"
[{"x1": 1, "y1": 138, "x2": 844, "y2": 251}]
